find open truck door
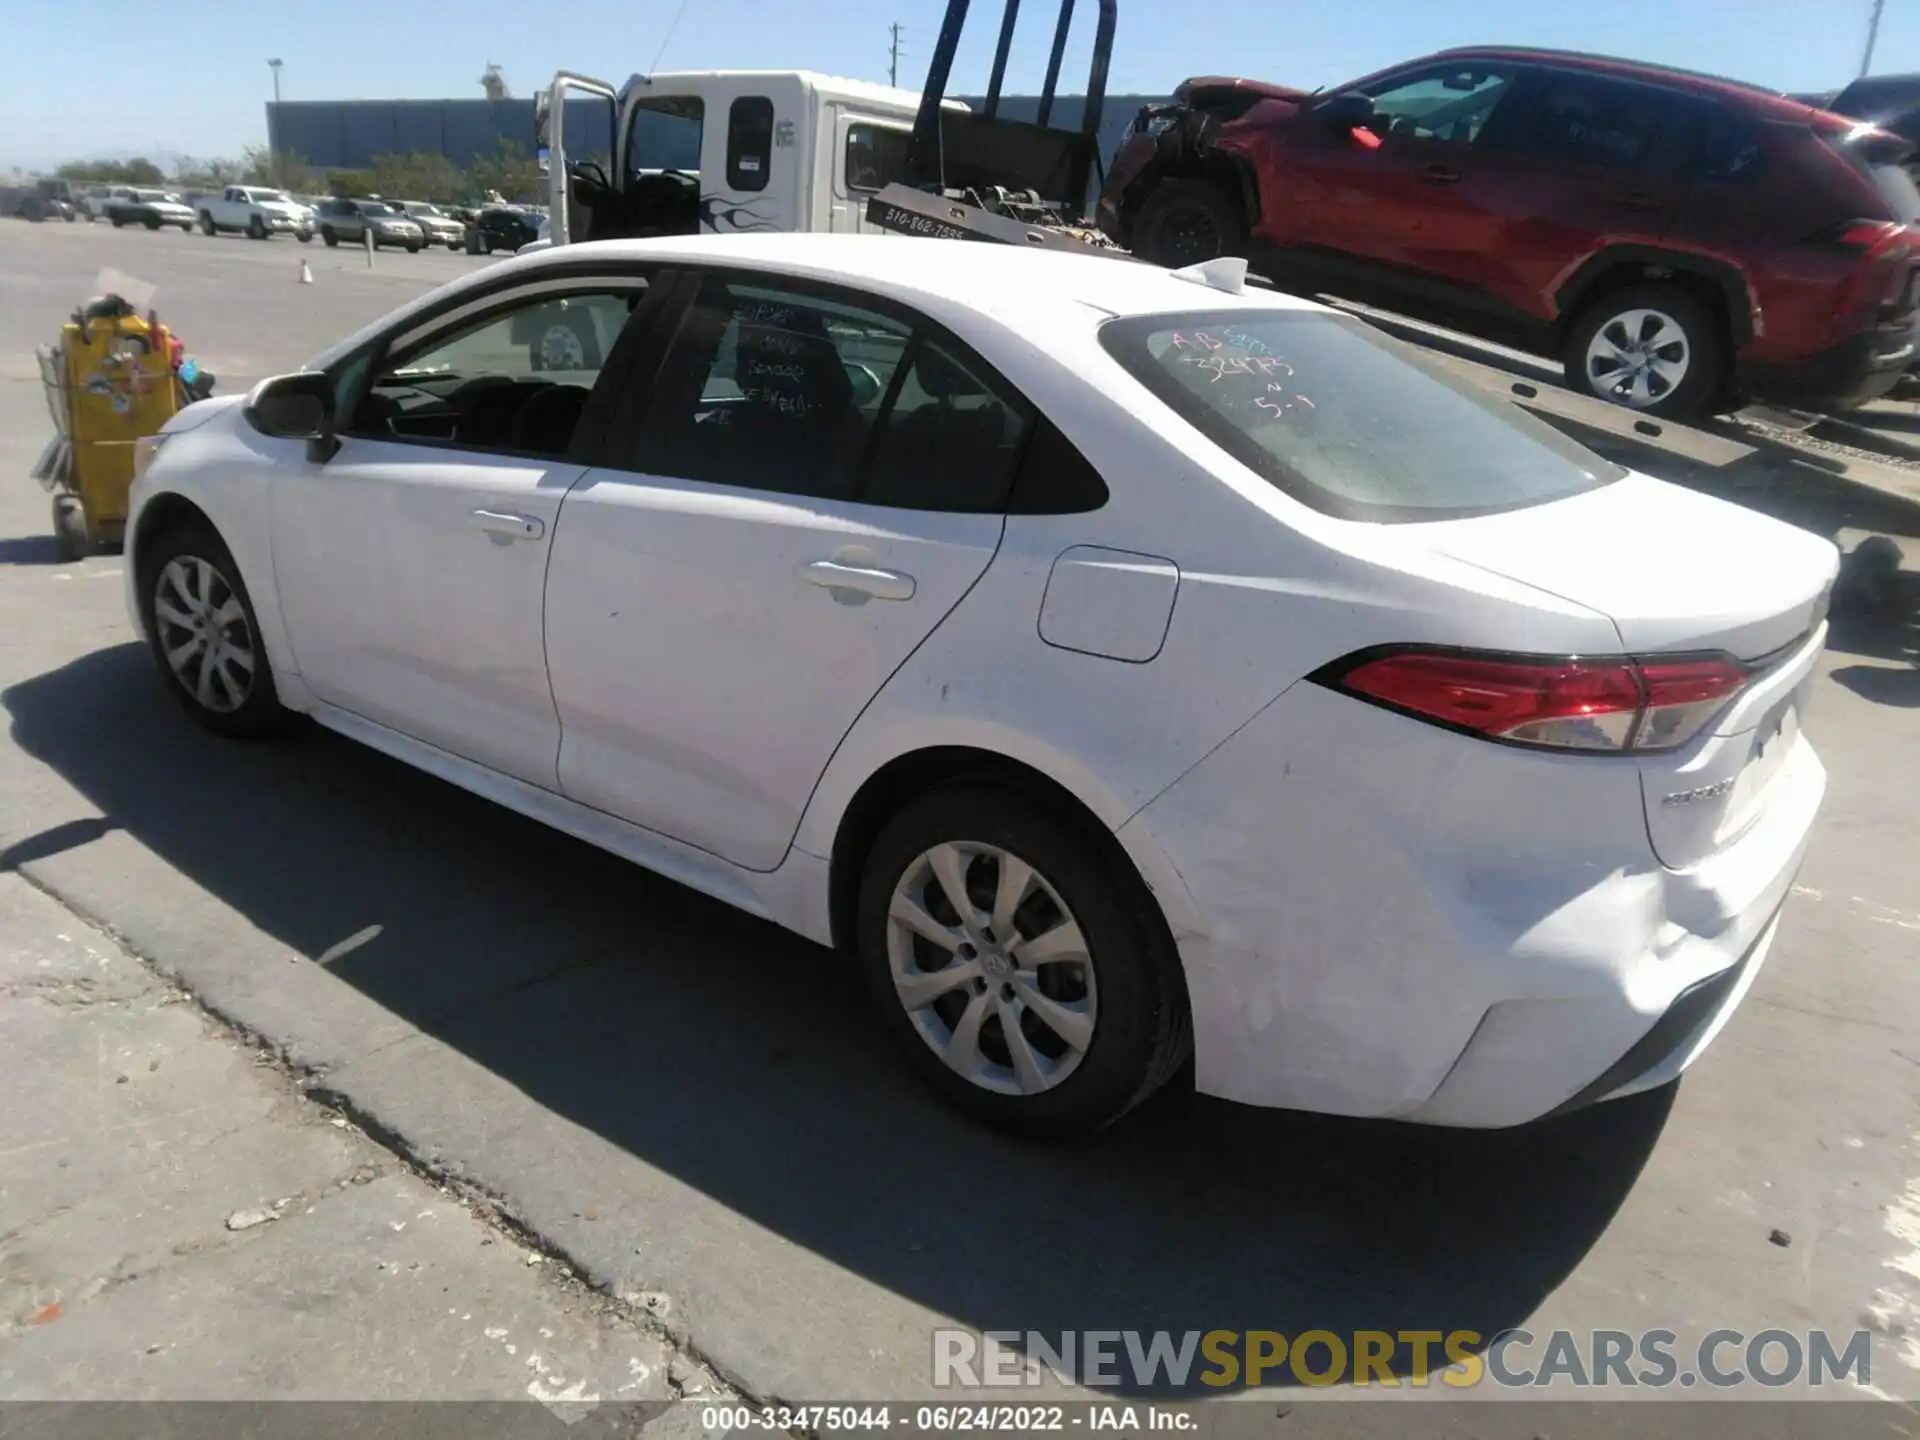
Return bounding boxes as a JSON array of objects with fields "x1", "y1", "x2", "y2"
[{"x1": 538, "y1": 73, "x2": 618, "y2": 247}]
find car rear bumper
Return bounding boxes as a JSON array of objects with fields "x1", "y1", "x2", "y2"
[
  {"x1": 1121, "y1": 679, "x2": 1825, "y2": 1127},
  {"x1": 1740, "y1": 320, "x2": 1918, "y2": 410}
]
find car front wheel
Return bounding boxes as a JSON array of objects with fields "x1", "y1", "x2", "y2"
[
  {"x1": 1132, "y1": 178, "x2": 1247, "y2": 269},
  {"x1": 321, "y1": 226, "x2": 338, "y2": 247},
  {"x1": 856, "y1": 786, "x2": 1190, "y2": 1137},
  {"x1": 1563, "y1": 283, "x2": 1725, "y2": 420},
  {"x1": 139, "y1": 523, "x2": 283, "y2": 739}
]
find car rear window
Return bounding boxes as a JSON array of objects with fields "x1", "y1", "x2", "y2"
[
  {"x1": 1097, "y1": 309, "x2": 1623, "y2": 523},
  {"x1": 1816, "y1": 125, "x2": 1920, "y2": 221}
]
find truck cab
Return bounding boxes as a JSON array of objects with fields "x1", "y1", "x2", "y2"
[{"x1": 538, "y1": 69, "x2": 938, "y2": 247}]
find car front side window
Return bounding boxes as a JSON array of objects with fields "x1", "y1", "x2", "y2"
[
  {"x1": 342, "y1": 284, "x2": 648, "y2": 461},
  {"x1": 1361, "y1": 66, "x2": 1518, "y2": 146}
]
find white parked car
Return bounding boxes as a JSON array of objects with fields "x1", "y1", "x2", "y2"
[{"x1": 123, "y1": 235, "x2": 1836, "y2": 1136}]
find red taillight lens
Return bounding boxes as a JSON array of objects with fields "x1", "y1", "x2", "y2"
[
  {"x1": 1318, "y1": 648, "x2": 1750, "y2": 754},
  {"x1": 1811, "y1": 218, "x2": 1911, "y2": 257}
]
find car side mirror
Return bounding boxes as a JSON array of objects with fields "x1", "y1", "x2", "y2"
[
  {"x1": 245, "y1": 372, "x2": 338, "y2": 461},
  {"x1": 1320, "y1": 91, "x2": 1376, "y2": 134}
]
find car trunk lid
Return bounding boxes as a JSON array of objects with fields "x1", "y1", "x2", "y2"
[{"x1": 1409, "y1": 471, "x2": 1837, "y2": 868}]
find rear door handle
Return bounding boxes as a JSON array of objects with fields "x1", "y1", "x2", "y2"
[
  {"x1": 471, "y1": 508, "x2": 545, "y2": 540},
  {"x1": 801, "y1": 559, "x2": 915, "y2": 602},
  {"x1": 1421, "y1": 164, "x2": 1462, "y2": 185}
]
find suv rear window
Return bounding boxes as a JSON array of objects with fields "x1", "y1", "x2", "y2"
[
  {"x1": 1098, "y1": 310, "x2": 1623, "y2": 523},
  {"x1": 1816, "y1": 126, "x2": 1920, "y2": 221}
]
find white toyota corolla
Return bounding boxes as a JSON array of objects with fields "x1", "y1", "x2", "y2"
[{"x1": 126, "y1": 234, "x2": 1835, "y2": 1136}]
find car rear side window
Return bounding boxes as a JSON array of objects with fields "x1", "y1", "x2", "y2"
[
  {"x1": 634, "y1": 275, "x2": 1033, "y2": 512},
  {"x1": 1504, "y1": 72, "x2": 1672, "y2": 169},
  {"x1": 1817, "y1": 126, "x2": 1920, "y2": 222},
  {"x1": 1098, "y1": 310, "x2": 1623, "y2": 523}
]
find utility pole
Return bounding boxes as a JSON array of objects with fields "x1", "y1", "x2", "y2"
[
  {"x1": 889, "y1": 22, "x2": 906, "y2": 87},
  {"x1": 267, "y1": 58, "x2": 283, "y2": 156},
  {"x1": 1862, "y1": 0, "x2": 1886, "y2": 77}
]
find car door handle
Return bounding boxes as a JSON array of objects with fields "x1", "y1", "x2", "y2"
[
  {"x1": 1421, "y1": 164, "x2": 1462, "y2": 185},
  {"x1": 471, "y1": 509, "x2": 545, "y2": 540},
  {"x1": 800, "y1": 559, "x2": 915, "y2": 602}
]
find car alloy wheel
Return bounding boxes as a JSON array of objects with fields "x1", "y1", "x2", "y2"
[
  {"x1": 153, "y1": 555, "x2": 256, "y2": 714},
  {"x1": 887, "y1": 841, "x2": 1098, "y2": 1096},
  {"x1": 1583, "y1": 307, "x2": 1691, "y2": 410}
]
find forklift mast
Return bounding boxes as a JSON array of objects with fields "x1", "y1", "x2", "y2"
[{"x1": 905, "y1": 0, "x2": 1116, "y2": 218}]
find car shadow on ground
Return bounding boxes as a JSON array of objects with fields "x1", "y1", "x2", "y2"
[
  {"x1": 1, "y1": 643, "x2": 1675, "y2": 1391},
  {"x1": 0, "y1": 535, "x2": 63, "y2": 565}
]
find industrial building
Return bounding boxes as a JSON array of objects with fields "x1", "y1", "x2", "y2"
[{"x1": 265, "y1": 91, "x2": 1167, "y2": 176}]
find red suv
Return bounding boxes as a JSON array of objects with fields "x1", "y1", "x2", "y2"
[{"x1": 1098, "y1": 48, "x2": 1920, "y2": 418}]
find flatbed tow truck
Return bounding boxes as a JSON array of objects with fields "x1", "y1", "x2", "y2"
[{"x1": 534, "y1": 0, "x2": 1920, "y2": 556}]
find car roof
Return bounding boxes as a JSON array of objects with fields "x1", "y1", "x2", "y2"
[
  {"x1": 307, "y1": 235, "x2": 1325, "y2": 375},
  {"x1": 1427, "y1": 45, "x2": 1816, "y2": 120},
  {"x1": 524, "y1": 233, "x2": 1325, "y2": 325}
]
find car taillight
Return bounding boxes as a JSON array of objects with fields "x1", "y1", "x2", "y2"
[
  {"x1": 1810, "y1": 218, "x2": 1911, "y2": 257},
  {"x1": 1313, "y1": 647, "x2": 1750, "y2": 754}
]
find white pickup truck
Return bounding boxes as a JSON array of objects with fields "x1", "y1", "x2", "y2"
[{"x1": 194, "y1": 186, "x2": 314, "y2": 241}]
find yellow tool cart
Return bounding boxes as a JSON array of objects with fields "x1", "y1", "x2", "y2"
[{"x1": 31, "y1": 300, "x2": 194, "y2": 561}]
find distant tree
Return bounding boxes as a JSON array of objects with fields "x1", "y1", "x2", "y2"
[
  {"x1": 467, "y1": 137, "x2": 544, "y2": 204},
  {"x1": 53, "y1": 156, "x2": 165, "y2": 185},
  {"x1": 170, "y1": 155, "x2": 243, "y2": 190},
  {"x1": 480, "y1": 63, "x2": 510, "y2": 100},
  {"x1": 369, "y1": 151, "x2": 466, "y2": 204},
  {"x1": 326, "y1": 169, "x2": 377, "y2": 198},
  {"x1": 240, "y1": 146, "x2": 307, "y2": 190}
]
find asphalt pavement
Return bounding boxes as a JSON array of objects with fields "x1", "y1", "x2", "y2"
[{"x1": 2, "y1": 219, "x2": 1919, "y2": 1429}]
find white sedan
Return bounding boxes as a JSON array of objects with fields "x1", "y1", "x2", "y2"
[{"x1": 125, "y1": 234, "x2": 1836, "y2": 1136}]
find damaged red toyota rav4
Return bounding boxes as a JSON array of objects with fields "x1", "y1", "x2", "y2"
[{"x1": 1100, "y1": 47, "x2": 1920, "y2": 419}]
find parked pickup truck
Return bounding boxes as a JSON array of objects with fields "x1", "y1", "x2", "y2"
[{"x1": 196, "y1": 186, "x2": 314, "y2": 241}]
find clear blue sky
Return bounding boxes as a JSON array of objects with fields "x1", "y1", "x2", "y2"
[{"x1": 1, "y1": 0, "x2": 1913, "y2": 170}]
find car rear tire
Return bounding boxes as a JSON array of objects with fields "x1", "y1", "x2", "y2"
[
  {"x1": 855, "y1": 785, "x2": 1191, "y2": 1138},
  {"x1": 1563, "y1": 283, "x2": 1724, "y2": 420},
  {"x1": 297, "y1": 230, "x2": 312, "y2": 244},
  {"x1": 199, "y1": 211, "x2": 216, "y2": 235},
  {"x1": 138, "y1": 522, "x2": 284, "y2": 740},
  {"x1": 321, "y1": 226, "x2": 338, "y2": 247},
  {"x1": 1133, "y1": 178, "x2": 1247, "y2": 269}
]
